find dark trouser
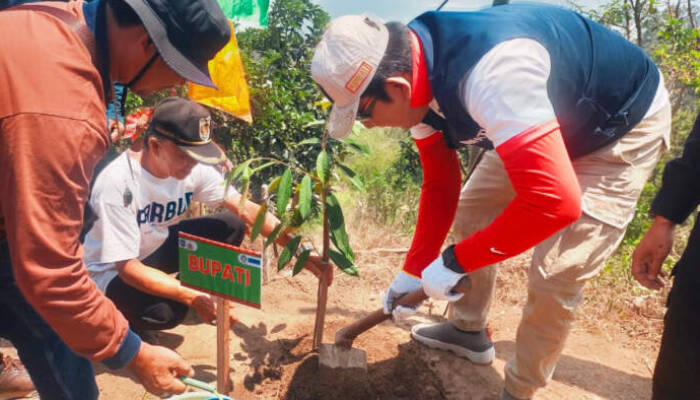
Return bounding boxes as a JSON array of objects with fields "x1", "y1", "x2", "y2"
[
  {"x1": 0, "y1": 240, "x2": 98, "y2": 400},
  {"x1": 106, "y1": 212, "x2": 245, "y2": 332},
  {"x1": 652, "y1": 281, "x2": 700, "y2": 399}
]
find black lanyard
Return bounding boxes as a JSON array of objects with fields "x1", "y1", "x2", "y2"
[{"x1": 125, "y1": 51, "x2": 159, "y2": 88}]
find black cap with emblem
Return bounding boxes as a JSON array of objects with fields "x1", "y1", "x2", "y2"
[{"x1": 146, "y1": 97, "x2": 225, "y2": 165}]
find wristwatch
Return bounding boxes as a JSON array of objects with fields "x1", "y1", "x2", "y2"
[{"x1": 441, "y1": 245, "x2": 465, "y2": 273}]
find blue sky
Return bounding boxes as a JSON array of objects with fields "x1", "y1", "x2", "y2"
[{"x1": 311, "y1": 0, "x2": 610, "y2": 22}]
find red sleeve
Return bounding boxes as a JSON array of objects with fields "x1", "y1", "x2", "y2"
[
  {"x1": 454, "y1": 120, "x2": 581, "y2": 272},
  {"x1": 402, "y1": 132, "x2": 462, "y2": 277}
]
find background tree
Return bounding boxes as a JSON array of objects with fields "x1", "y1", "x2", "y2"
[
  {"x1": 578, "y1": 0, "x2": 700, "y2": 287},
  {"x1": 586, "y1": 0, "x2": 662, "y2": 46},
  {"x1": 220, "y1": 0, "x2": 372, "y2": 349},
  {"x1": 214, "y1": 0, "x2": 331, "y2": 188}
]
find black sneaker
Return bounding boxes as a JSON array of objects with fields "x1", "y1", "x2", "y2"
[{"x1": 411, "y1": 322, "x2": 495, "y2": 364}]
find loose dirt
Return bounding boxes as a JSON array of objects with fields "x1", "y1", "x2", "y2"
[{"x1": 1, "y1": 231, "x2": 663, "y2": 400}]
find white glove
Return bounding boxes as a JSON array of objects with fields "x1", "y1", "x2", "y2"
[
  {"x1": 382, "y1": 271, "x2": 422, "y2": 321},
  {"x1": 421, "y1": 253, "x2": 467, "y2": 302}
]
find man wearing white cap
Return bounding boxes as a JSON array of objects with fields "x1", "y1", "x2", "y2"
[{"x1": 311, "y1": 5, "x2": 670, "y2": 399}]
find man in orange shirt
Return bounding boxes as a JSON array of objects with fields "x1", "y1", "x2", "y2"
[{"x1": 0, "y1": 0, "x2": 229, "y2": 398}]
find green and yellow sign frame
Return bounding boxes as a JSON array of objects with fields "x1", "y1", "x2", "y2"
[{"x1": 178, "y1": 232, "x2": 262, "y2": 309}]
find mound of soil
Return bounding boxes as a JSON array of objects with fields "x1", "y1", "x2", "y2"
[
  {"x1": 282, "y1": 343, "x2": 446, "y2": 400},
  {"x1": 33, "y1": 236, "x2": 657, "y2": 400}
]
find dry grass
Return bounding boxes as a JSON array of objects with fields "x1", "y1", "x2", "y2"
[
  {"x1": 239, "y1": 181, "x2": 668, "y2": 356},
  {"x1": 347, "y1": 209, "x2": 666, "y2": 354}
]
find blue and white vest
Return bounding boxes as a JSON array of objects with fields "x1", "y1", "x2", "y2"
[{"x1": 408, "y1": 4, "x2": 659, "y2": 158}]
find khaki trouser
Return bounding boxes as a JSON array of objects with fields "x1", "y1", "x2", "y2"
[{"x1": 448, "y1": 103, "x2": 671, "y2": 399}]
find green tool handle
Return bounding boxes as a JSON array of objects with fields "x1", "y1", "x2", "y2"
[{"x1": 180, "y1": 377, "x2": 216, "y2": 393}]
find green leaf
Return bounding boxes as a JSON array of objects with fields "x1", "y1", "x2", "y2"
[
  {"x1": 316, "y1": 150, "x2": 330, "y2": 184},
  {"x1": 267, "y1": 175, "x2": 282, "y2": 195},
  {"x1": 276, "y1": 169, "x2": 293, "y2": 216},
  {"x1": 297, "y1": 137, "x2": 321, "y2": 146},
  {"x1": 238, "y1": 166, "x2": 252, "y2": 211},
  {"x1": 298, "y1": 175, "x2": 313, "y2": 219},
  {"x1": 337, "y1": 162, "x2": 365, "y2": 191},
  {"x1": 351, "y1": 121, "x2": 364, "y2": 136},
  {"x1": 277, "y1": 236, "x2": 301, "y2": 271},
  {"x1": 251, "y1": 161, "x2": 277, "y2": 175},
  {"x1": 265, "y1": 220, "x2": 287, "y2": 249},
  {"x1": 329, "y1": 249, "x2": 358, "y2": 277},
  {"x1": 289, "y1": 208, "x2": 304, "y2": 228},
  {"x1": 292, "y1": 249, "x2": 311, "y2": 276},
  {"x1": 342, "y1": 137, "x2": 370, "y2": 155},
  {"x1": 230, "y1": 159, "x2": 253, "y2": 182},
  {"x1": 242, "y1": 166, "x2": 252, "y2": 182},
  {"x1": 226, "y1": 160, "x2": 252, "y2": 202},
  {"x1": 250, "y1": 203, "x2": 267, "y2": 242},
  {"x1": 326, "y1": 193, "x2": 354, "y2": 263}
]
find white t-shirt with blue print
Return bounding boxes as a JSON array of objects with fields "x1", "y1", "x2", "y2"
[{"x1": 82, "y1": 150, "x2": 235, "y2": 292}]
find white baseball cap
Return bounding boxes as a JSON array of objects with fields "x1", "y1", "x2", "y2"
[{"x1": 311, "y1": 15, "x2": 390, "y2": 139}]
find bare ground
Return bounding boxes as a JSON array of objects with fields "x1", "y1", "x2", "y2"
[{"x1": 2, "y1": 219, "x2": 666, "y2": 400}]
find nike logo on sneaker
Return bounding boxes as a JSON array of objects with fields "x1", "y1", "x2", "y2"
[{"x1": 490, "y1": 247, "x2": 506, "y2": 255}]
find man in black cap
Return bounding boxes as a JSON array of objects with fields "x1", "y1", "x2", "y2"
[
  {"x1": 0, "y1": 0, "x2": 230, "y2": 398},
  {"x1": 81, "y1": 97, "x2": 326, "y2": 346}
]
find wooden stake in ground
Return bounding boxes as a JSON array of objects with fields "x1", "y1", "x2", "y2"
[
  {"x1": 177, "y1": 233, "x2": 262, "y2": 394},
  {"x1": 216, "y1": 297, "x2": 232, "y2": 394},
  {"x1": 312, "y1": 265, "x2": 331, "y2": 349}
]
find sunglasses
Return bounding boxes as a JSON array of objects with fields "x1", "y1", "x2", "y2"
[{"x1": 357, "y1": 96, "x2": 377, "y2": 120}]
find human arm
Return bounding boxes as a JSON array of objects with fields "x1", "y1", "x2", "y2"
[
  {"x1": 631, "y1": 112, "x2": 700, "y2": 289},
  {"x1": 0, "y1": 113, "x2": 139, "y2": 362},
  {"x1": 417, "y1": 39, "x2": 581, "y2": 299},
  {"x1": 0, "y1": 12, "x2": 192, "y2": 394},
  {"x1": 649, "y1": 112, "x2": 700, "y2": 223},
  {"x1": 631, "y1": 216, "x2": 674, "y2": 290},
  {"x1": 221, "y1": 191, "x2": 329, "y2": 283},
  {"x1": 383, "y1": 129, "x2": 462, "y2": 317},
  {"x1": 117, "y1": 259, "x2": 216, "y2": 323},
  {"x1": 0, "y1": 114, "x2": 193, "y2": 396},
  {"x1": 403, "y1": 132, "x2": 463, "y2": 276},
  {"x1": 127, "y1": 343, "x2": 193, "y2": 396},
  {"x1": 195, "y1": 163, "x2": 330, "y2": 283},
  {"x1": 453, "y1": 122, "x2": 581, "y2": 272}
]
